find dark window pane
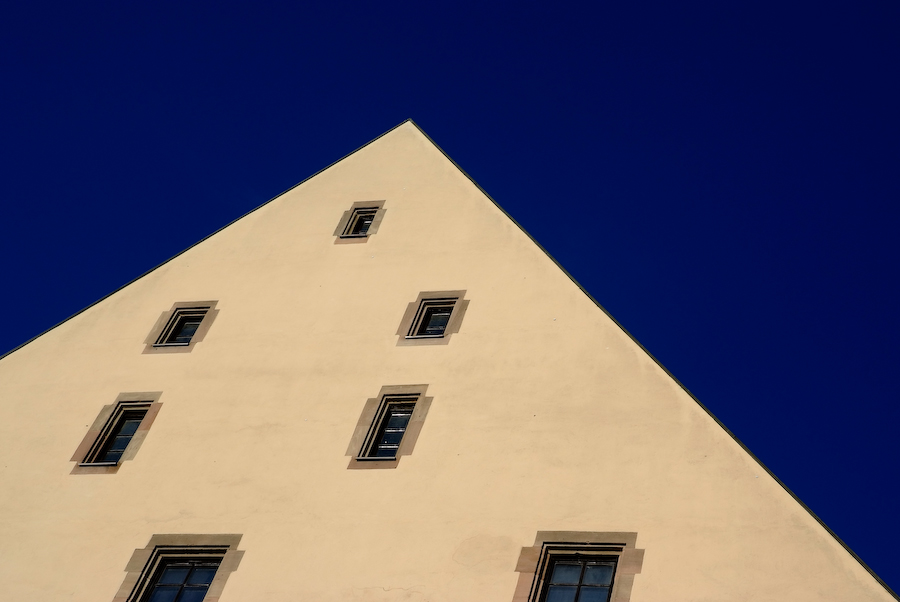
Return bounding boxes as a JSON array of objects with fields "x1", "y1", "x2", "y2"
[
  {"x1": 550, "y1": 563, "x2": 583, "y2": 584},
  {"x1": 349, "y1": 210, "x2": 377, "y2": 235},
  {"x1": 178, "y1": 587, "x2": 212, "y2": 602},
  {"x1": 159, "y1": 567, "x2": 191, "y2": 585},
  {"x1": 100, "y1": 450, "x2": 123, "y2": 463},
  {"x1": 583, "y1": 564, "x2": 614, "y2": 586},
  {"x1": 118, "y1": 418, "x2": 142, "y2": 436},
  {"x1": 577, "y1": 586, "x2": 611, "y2": 602},
  {"x1": 374, "y1": 447, "x2": 397, "y2": 457},
  {"x1": 380, "y1": 431, "x2": 405, "y2": 445},
  {"x1": 171, "y1": 318, "x2": 202, "y2": 343},
  {"x1": 420, "y1": 306, "x2": 452, "y2": 335},
  {"x1": 109, "y1": 435, "x2": 133, "y2": 452},
  {"x1": 187, "y1": 567, "x2": 218, "y2": 585},
  {"x1": 95, "y1": 409, "x2": 147, "y2": 463},
  {"x1": 546, "y1": 585, "x2": 578, "y2": 602},
  {"x1": 386, "y1": 413, "x2": 412, "y2": 428},
  {"x1": 147, "y1": 586, "x2": 180, "y2": 602}
]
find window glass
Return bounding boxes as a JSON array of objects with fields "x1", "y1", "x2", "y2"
[
  {"x1": 544, "y1": 559, "x2": 616, "y2": 602},
  {"x1": 369, "y1": 403, "x2": 415, "y2": 458},
  {"x1": 145, "y1": 560, "x2": 220, "y2": 602},
  {"x1": 97, "y1": 410, "x2": 147, "y2": 463}
]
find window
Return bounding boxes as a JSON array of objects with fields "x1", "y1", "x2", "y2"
[
  {"x1": 155, "y1": 307, "x2": 209, "y2": 346},
  {"x1": 85, "y1": 406, "x2": 148, "y2": 464},
  {"x1": 143, "y1": 301, "x2": 219, "y2": 354},
  {"x1": 70, "y1": 392, "x2": 163, "y2": 474},
  {"x1": 143, "y1": 557, "x2": 221, "y2": 602},
  {"x1": 346, "y1": 385, "x2": 433, "y2": 469},
  {"x1": 410, "y1": 298, "x2": 456, "y2": 337},
  {"x1": 361, "y1": 397, "x2": 417, "y2": 458},
  {"x1": 333, "y1": 200, "x2": 386, "y2": 243},
  {"x1": 110, "y1": 534, "x2": 244, "y2": 602},
  {"x1": 396, "y1": 291, "x2": 470, "y2": 346},
  {"x1": 343, "y1": 207, "x2": 378, "y2": 237},
  {"x1": 540, "y1": 556, "x2": 617, "y2": 602},
  {"x1": 511, "y1": 532, "x2": 644, "y2": 602}
]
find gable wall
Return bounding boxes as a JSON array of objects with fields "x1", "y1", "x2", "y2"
[{"x1": 0, "y1": 122, "x2": 890, "y2": 601}]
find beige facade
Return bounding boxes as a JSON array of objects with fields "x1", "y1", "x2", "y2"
[{"x1": 0, "y1": 121, "x2": 893, "y2": 601}]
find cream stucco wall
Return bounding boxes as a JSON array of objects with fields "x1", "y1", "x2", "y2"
[{"x1": 0, "y1": 121, "x2": 892, "y2": 601}]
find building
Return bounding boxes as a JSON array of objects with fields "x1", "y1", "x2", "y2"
[{"x1": 0, "y1": 120, "x2": 894, "y2": 601}]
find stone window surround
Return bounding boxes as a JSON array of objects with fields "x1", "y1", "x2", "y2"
[
  {"x1": 70, "y1": 391, "x2": 163, "y2": 475},
  {"x1": 142, "y1": 300, "x2": 220, "y2": 354},
  {"x1": 111, "y1": 534, "x2": 244, "y2": 602},
  {"x1": 395, "y1": 290, "x2": 470, "y2": 346},
  {"x1": 512, "y1": 532, "x2": 645, "y2": 602},
  {"x1": 345, "y1": 384, "x2": 433, "y2": 469},
  {"x1": 333, "y1": 200, "x2": 387, "y2": 244}
]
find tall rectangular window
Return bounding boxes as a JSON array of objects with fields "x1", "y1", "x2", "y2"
[
  {"x1": 346, "y1": 385, "x2": 433, "y2": 468},
  {"x1": 362, "y1": 396, "x2": 418, "y2": 459},
  {"x1": 77, "y1": 400, "x2": 157, "y2": 468},
  {"x1": 93, "y1": 408, "x2": 148, "y2": 464}
]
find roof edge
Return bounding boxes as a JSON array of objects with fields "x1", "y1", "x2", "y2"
[
  {"x1": 403, "y1": 118, "x2": 898, "y2": 601},
  {"x1": 0, "y1": 119, "x2": 415, "y2": 364}
]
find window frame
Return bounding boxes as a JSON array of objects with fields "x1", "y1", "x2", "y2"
[
  {"x1": 143, "y1": 301, "x2": 219, "y2": 354},
  {"x1": 536, "y1": 550, "x2": 619, "y2": 602},
  {"x1": 346, "y1": 384, "x2": 433, "y2": 469},
  {"x1": 333, "y1": 200, "x2": 386, "y2": 244},
  {"x1": 111, "y1": 534, "x2": 243, "y2": 602},
  {"x1": 395, "y1": 290, "x2": 470, "y2": 346},
  {"x1": 70, "y1": 392, "x2": 163, "y2": 475},
  {"x1": 512, "y1": 532, "x2": 645, "y2": 602},
  {"x1": 82, "y1": 405, "x2": 150, "y2": 466}
]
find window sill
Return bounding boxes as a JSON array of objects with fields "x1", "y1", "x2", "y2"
[{"x1": 353, "y1": 456, "x2": 398, "y2": 462}]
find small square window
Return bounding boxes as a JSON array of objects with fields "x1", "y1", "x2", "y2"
[
  {"x1": 70, "y1": 392, "x2": 163, "y2": 474},
  {"x1": 143, "y1": 301, "x2": 219, "y2": 354},
  {"x1": 396, "y1": 291, "x2": 470, "y2": 346},
  {"x1": 343, "y1": 207, "x2": 379, "y2": 237},
  {"x1": 155, "y1": 307, "x2": 209, "y2": 346},
  {"x1": 333, "y1": 200, "x2": 386, "y2": 243},
  {"x1": 410, "y1": 299, "x2": 456, "y2": 337},
  {"x1": 346, "y1": 385, "x2": 433, "y2": 469}
]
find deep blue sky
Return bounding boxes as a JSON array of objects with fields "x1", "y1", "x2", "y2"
[{"x1": 2, "y1": 1, "x2": 898, "y2": 593}]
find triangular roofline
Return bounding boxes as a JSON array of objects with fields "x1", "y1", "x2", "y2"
[{"x1": 2, "y1": 119, "x2": 895, "y2": 599}]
